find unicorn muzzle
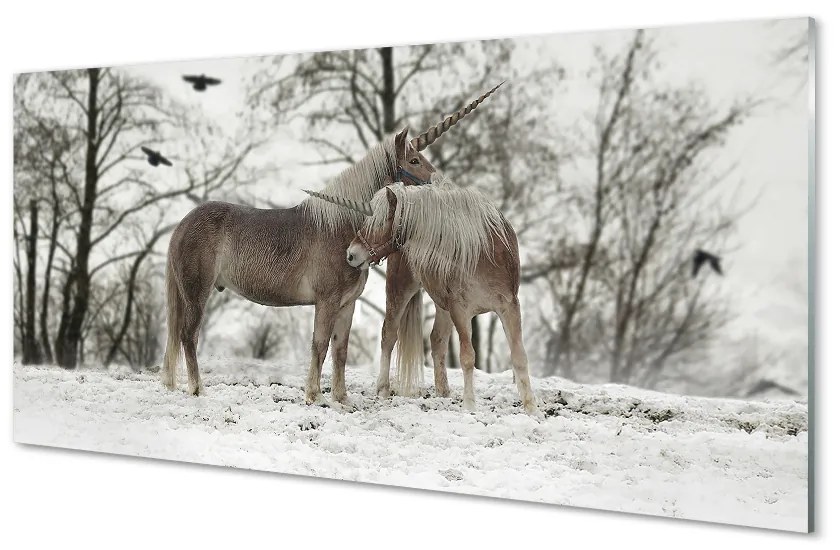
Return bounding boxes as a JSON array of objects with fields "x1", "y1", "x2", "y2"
[{"x1": 346, "y1": 243, "x2": 369, "y2": 269}]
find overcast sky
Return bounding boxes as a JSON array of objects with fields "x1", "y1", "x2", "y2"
[{"x1": 124, "y1": 17, "x2": 810, "y2": 363}]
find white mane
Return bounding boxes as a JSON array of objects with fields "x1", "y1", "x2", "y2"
[
  {"x1": 367, "y1": 177, "x2": 511, "y2": 282},
  {"x1": 302, "y1": 136, "x2": 398, "y2": 232}
]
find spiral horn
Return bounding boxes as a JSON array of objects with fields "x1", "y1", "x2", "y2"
[
  {"x1": 410, "y1": 81, "x2": 505, "y2": 152},
  {"x1": 303, "y1": 189, "x2": 373, "y2": 216}
]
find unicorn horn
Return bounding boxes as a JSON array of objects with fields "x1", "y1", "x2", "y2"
[
  {"x1": 303, "y1": 189, "x2": 373, "y2": 216},
  {"x1": 410, "y1": 81, "x2": 505, "y2": 152}
]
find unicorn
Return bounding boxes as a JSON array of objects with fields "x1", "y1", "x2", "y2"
[{"x1": 305, "y1": 180, "x2": 539, "y2": 415}]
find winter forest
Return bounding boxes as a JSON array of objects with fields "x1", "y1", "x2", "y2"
[{"x1": 12, "y1": 19, "x2": 810, "y2": 399}]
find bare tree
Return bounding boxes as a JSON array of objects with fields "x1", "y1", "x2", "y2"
[
  {"x1": 234, "y1": 307, "x2": 314, "y2": 363},
  {"x1": 247, "y1": 313, "x2": 284, "y2": 360},
  {"x1": 537, "y1": 31, "x2": 755, "y2": 386},
  {"x1": 13, "y1": 75, "x2": 76, "y2": 363},
  {"x1": 123, "y1": 280, "x2": 165, "y2": 369},
  {"x1": 13, "y1": 68, "x2": 260, "y2": 368},
  {"x1": 102, "y1": 222, "x2": 174, "y2": 366},
  {"x1": 89, "y1": 262, "x2": 165, "y2": 369},
  {"x1": 769, "y1": 19, "x2": 810, "y2": 89},
  {"x1": 250, "y1": 44, "x2": 496, "y2": 148}
]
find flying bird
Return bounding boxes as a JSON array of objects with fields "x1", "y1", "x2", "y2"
[
  {"x1": 692, "y1": 249, "x2": 723, "y2": 278},
  {"x1": 140, "y1": 146, "x2": 173, "y2": 167},
  {"x1": 182, "y1": 74, "x2": 222, "y2": 91}
]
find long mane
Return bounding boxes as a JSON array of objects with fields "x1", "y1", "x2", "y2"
[
  {"x1": 367, "y1": 177, "x2": 510, "y2": 282},
  {"x1": 302, "y1": 136, "x2": 397, "y2": 232}
]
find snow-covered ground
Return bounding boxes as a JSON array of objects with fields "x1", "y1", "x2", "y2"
[{"x1": 13, "y1": 359, "x2": 809, "y2": 532}]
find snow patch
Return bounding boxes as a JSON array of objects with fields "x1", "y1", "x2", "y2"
[{"x1": 13, "y1": 360, "x2": 808, "y2": 532}]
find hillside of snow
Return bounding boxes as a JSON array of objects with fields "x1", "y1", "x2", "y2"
[{"x1": 13, "y1": 360, "x2": 808, "y2": 532}]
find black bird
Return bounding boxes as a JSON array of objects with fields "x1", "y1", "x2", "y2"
[
  {"x1": 140, "y1": 146, "x2": 173, "y2": 167},
  {"x1": 692, "y1": 249, "x2": 723, "y2": 278},
  {"x1": 182, "y1": 74, "x2": 222, "y2": 92}
]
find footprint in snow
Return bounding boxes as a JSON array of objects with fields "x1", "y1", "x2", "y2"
[{"x1": 439, "y1": 468, "x2": 464, "y2": 482}]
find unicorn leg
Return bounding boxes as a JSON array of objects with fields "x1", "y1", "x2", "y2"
[
  {"x1": 182, "y1": 334, "x2": 202, "y2": 397},
  {"x1": 161, "y1": 264, "x2": 183, "y2": 391},
  {"x1": 305, "y1": 302, "x2": 339, "y2": 405},
  {"x1": 449, "y1": 309, "x2": 476, "y2": 411},
  {"x1": 498, "y1": 302, "x2": 539, "y2": 416},
  {"x1": 376, "y1": 300, "x2": 408, "y2": 397},
  {"x1": 430, "y1": 306, "x2": 453, "y2": 397},
  {"x1": 330, "y1": 302, "x2": 355, "y2": 404},
  {"x1": 180, "y1": 282, "x2": 214, "y2": 397}
]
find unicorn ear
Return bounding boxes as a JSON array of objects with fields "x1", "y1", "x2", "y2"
[
  {"x1": 385, "y1": 187, "x2": 398, "y2": 211},
  {"x1": 303, "y1": 189, "x2": 373, "y2": 216},
  {"x1": 395, "y1": 127, "x2": 410, "y2": 158}
]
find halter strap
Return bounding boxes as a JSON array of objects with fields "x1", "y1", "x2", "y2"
[
  {"x1": 355, "y1": 229, "x2": 401, "y2": 266},
  {"x1": 396, "y1": 166, "x2": 431, "y2": 186}
]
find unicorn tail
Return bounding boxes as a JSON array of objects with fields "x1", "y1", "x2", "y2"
[{"x1": 394, "y1": 291, "x2": 425, "y2": 396}]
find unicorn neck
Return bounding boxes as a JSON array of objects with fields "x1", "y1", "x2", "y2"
[{"x1": 302, "y1": 137, "x2": 397, "y2": 233}]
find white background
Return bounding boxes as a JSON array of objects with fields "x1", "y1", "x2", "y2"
[{"x1": 0, "y1": 1, "x2": 833, "y2": 548}]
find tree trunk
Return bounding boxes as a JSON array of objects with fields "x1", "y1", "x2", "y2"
[
  {"x1": 447, "y1": 334, "x2": 458, "y2": 370},
  {"x1": 39, "y1": 200, "x2": 60, "y2": 364},
  {"x1": 13, "y1": 223, "x2": 27, "y2": 352},
  {"x1": 54, "y1": 269, "x2": 74, "y2": 362},
  {"x1": 471, "y1": 316, "x2": 482, "y2": 372},
  {"x1": 22, "y1": 199, "x2": 41, "y2": 364},
  {"x1": 486, "y1": 315, "x2": 498, "y2": 373},
  {"x1": 610, "y1": 216, "x2": 660, "y2": 383},
  {"x1": 56, "y1": 68, "x2": 100, "y2": 369},
  {"x1": 379, "y1": 47, "x2": 396, "y2": 134},
  {"x1": 544, "y1": 335, "x2": 571, "y2": 379}
]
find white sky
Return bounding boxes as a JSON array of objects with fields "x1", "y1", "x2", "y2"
[{"x1": 124, "y1": 17, "x2": 810, "y2": 361}]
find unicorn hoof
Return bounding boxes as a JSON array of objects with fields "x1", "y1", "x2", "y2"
[
  {"x1": 376, "y1": 381, "x2": 391, "y2": 399},
  {"x1": 329, "y1": 400, "x2": 353, "y2": 413},
  {"x1": 305, "y1": 391, "x2": 327, "y2": 406},
  {"x1": 524, "y1": 401, "x2": 544, "y2": 419},
  {"x1": 436, "y1": 385, "x2": 451, "y2": 398},
  {"x1": 463, "y1": 400, "x2": 477, "y2": 412}
]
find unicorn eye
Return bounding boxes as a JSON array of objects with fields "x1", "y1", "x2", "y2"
[{"x1": 409, "y1": 158, "x2": 420, "y2": 165}]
